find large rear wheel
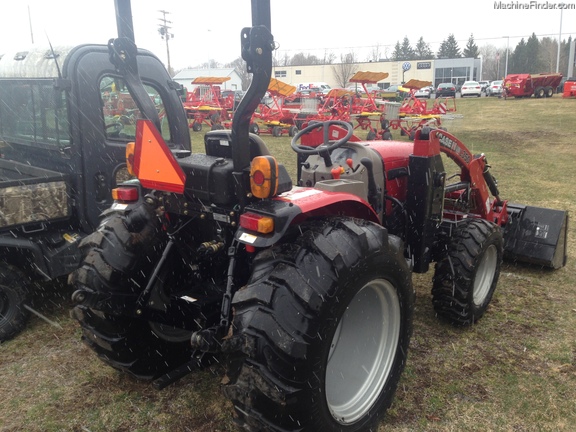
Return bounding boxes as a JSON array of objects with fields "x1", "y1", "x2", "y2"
[
  {"x1": 432, "y1": 219, "x2": 503, "y2": 325},
  {"x1": 69, "y1": 201, "x2": 194, "y2": 379},
  {"x1": 223, "y1": 218, "x2": 413, "y2": 431}
]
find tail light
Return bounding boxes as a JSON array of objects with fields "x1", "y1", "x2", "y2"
[
  {"x1": 112, "y1": 186, "x2": 139, "y2": 202},
  {"x1": 240, "y1": 212, "x2": 274, "y2": 234}
]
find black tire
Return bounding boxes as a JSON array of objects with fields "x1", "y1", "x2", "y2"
[
  {"x1": 69, "y1": 201, "x2": 193, "y2": 379},
  {"x1": 545, "y1": 86, "x2": 554, "y2": 97},
  {"x1": 223, "y1": 218, "x2": 414, "y2": 432},
  {"x1": 288, "y1": 125, "x2": 298, "y2": 137},
  {"x1": 535, "y1": 87, "x2": 545, "y2": 98},
  {"x1": 382, "y1": 130, "x2": 393, "y2": 140},
  {"x1": 192, "y1": 121, "x2": 202, "y2": 132},
  {"x1": 432, "y1": 219, "x2": 503, "y2": 325},
  {"x1": 249, "y1": 123, "x2": 260, "y2": 135},
  {"x1": 272, "y1": 125, "x2": 282, "y2": 137},
  {"x1": 366, "y1": 130, "x2": 376, "y2": 140},
  {"x1": 0, "y1": 265, "x2": 31, "y2": 342}
]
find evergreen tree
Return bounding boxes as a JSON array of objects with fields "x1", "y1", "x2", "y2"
[
  {"x1": 463, "y1": 34, "x2": 479, "y2": 58},
  {"x1": 415, "y1": 37, "x2": 433, "y2": 60},
  {"x1": 392, "y1": 37, "x2": 415, "y2": 60},
  {"x1": 525, "y1": 33, "x2": 542, "y2": 73},
  {"x1": 509, "y1": 38, "x2": 527, "y2": 74},
  {"x1": 392, "y1": 41, "x2": 402, "y2": 61},
  {"x1": 400, "y1": 36, "x2": 415, "y2": 60},
  {"x1": 437, "y1": 34, "x2": 461, "y2": 59}
]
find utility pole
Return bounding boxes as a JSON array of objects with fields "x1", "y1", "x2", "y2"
[{"x1": 158, "y1": 10, "x2": 173, "y2": 76}]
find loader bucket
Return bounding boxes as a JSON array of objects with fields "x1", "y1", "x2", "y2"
[{"x1": 503, "y1": 204, "x2": 569, "y2": 269}]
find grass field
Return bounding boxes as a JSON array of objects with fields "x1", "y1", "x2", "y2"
[{"x1": 1, "y1": 96, "x2": 575, "y2": 432}]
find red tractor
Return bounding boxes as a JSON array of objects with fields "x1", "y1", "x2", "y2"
[{"x1": 70, "y1": 1, "x2": 569, "y2": 431}]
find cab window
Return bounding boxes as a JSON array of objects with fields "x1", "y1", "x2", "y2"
[
  {"x1": 100, "y1": 76, "x2": 170, "y2": 142},
  {"x1": 0, "y1": 80, "x2": 71, "y2": 149}
]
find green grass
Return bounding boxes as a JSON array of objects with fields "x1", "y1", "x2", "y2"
[{"x1": 1, "y1": 96, "x2": 575, "y2": 431}]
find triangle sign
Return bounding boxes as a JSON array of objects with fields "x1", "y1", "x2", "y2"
[{"x1": 133, "y1": 119, "x2": 186, "y2": 194}]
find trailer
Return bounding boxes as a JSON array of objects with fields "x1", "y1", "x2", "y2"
[{"x1": 503, "y1": 73, "x2": 563, "y2": 98}]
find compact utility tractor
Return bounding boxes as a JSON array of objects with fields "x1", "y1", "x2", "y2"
[{"x1": 70, "y1": 1, "x2": 569, "y2": 431}]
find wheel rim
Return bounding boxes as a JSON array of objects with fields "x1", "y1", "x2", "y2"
[
  {"x1": 325, "y1": 279, "x2": 401, "y2": 424},
  {"x1": 473, "y1": 244, "x2": 498, "y2": 305}
]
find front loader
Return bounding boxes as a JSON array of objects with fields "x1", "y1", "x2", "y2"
[{"x1": 70, "y1": 1, "x2": 568, "y2": 431}]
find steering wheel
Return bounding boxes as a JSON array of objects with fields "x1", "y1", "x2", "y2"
[
  {"x1": 106, "y1": 122, "x2": 124, "y2": 135},
  {"x1": 290, "y1": 120, "x2": 353, "y2": 156}
]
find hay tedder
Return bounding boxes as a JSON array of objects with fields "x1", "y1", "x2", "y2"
[
  {"x1": 183, "y1": 76, "x2": 234, "y2": 131},
  {"x1": 249, "y1": 78, "x2": 299, "y2": 136}
]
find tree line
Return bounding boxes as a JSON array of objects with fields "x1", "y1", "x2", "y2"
[{"x1": 177, "y1": 34, "x2": 574, "y2": 88}]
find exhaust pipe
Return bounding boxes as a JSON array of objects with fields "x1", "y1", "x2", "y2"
[{"x1": 503, "y1": 204, "x2": 569, "y2": 269}]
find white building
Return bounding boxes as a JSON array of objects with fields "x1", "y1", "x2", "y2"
[{"x1": 173, "y1": 68, "x2": 243, "y2": 92}]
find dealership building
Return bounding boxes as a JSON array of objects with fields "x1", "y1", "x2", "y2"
[{"x1": 272, "y1": 57, "x2": 482, "y2": 89}]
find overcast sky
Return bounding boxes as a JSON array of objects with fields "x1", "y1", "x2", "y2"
[{"x1": 0, "y1": 0, "x2": 574, "y2": 71}]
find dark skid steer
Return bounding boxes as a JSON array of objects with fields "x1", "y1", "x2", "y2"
[{"x1": 69, "y1": 1, "x2": 568, "y2": 431}]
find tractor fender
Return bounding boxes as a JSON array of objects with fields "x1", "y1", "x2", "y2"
[
  {"x1": 0, "y1": 236, "x2": 51, "y2": 280},
  {"x1": 236, "y1": 187, "x2": 380, "y2": 248}
]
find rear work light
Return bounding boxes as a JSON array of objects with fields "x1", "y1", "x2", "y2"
[
  {"x1": 250, "y1": 155, "x2": 279, "y2": 199},
  {"x1": 112, "y1": 186, "x2": 139, "y2": 202},
  {"x1": 240, "y1": 212, "x2": 274, "y2": 234}
]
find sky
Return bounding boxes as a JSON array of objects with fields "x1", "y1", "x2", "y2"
[{"x1": 0, "y1": 0, "x2": 575, "y2": 71}]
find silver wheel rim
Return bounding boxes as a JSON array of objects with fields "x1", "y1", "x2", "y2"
[
  {"x1": 473, "y1": 244, "x2": 498, "y2": 305},
  {"x1": 326, "y1": 279, "x2": 401, "y2": 425}
]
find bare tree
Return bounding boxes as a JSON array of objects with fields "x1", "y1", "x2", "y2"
[
  {"x1": 323, "y1": 50, "x2": 336, "y2": 65},
  {"x1": 479, "y1": 44, "x2": 501, "y2": 81},
  {"x1": 225, "y1": 57, "x2": 251, "y2": 90},
  {"x1": 368, "y1": 44, "x2": 382, "y2": 62},
  {"x1": 332, "y1": 52, "x2": 359, "y2": 87},
  {"x1": 539, "y1": 37, "x2": 558, "y2": 72}
]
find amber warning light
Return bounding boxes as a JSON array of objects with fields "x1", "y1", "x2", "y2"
[{"x1": 132, "y1": 120, "x2": 186, "y2": 194}]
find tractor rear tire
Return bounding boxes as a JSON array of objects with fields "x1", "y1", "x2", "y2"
[
  {"x1": 222, "y1": 218, "x2": 413, "y2": 432},
  {"x1": 0, "y1": 265, "x2": 31, "y2": 342},
  {"x1": 432, "y1": 219, "x2": 503, "y2": 325},
  {"x1": 69, "y1": 202, "x2": 193, "y2": 379}
]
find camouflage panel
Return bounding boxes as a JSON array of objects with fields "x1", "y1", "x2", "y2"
[{"x1": 0, "y1": 181, "x2": 69, "y2": 228}]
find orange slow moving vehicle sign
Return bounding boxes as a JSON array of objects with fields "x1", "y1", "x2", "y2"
[{"x1": 133, "y1": 119, "x2": 186, "y2": 193}]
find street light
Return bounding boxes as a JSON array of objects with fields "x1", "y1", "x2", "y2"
[
  {"x1": 556, "y1": 9, "x2": 563, "y2": 73},
  {"x1": 503, "y1": 36, "x2": 509, "y2": 78}
]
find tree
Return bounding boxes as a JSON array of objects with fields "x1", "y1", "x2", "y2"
[
  {"x1": 225, "y1": 57, "x2": 251, "y2": 90},
  {"x1": 538, "y1": 37, "x2": 557, "y2": 72},
  {"x1": 332, "y1": 52, "x2": 359, "y2": 88},
  {"x1": 414, "y1": 37, "x2": 433, "y2": 60},
  {"x1": 437, "y1": 34, "x2": 461, "y2": 59},
  {"x1": 479, "y1": 44, "x2": 500, "y2": 81},
  {"x1": 525, "y1": 33, "x2": 542, "y2": 73},
  {"x1": 463, "y1": 34, "x2": 479, "y2": 58},
  {"x1": 392, "y1": 37, "x2": 415, "y2": 60},
  {"x1": 368, "y1": 44, "x2": 383, "y2": 62},
  {"x1": 290, "y1": 52, "x2": 321, "y2": 66}
]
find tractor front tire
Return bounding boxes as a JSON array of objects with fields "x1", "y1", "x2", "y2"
[
  {"x1": 69, "y1": 202, "x2": 193, "y2": 379},
  {"x1": 223, "y1": 218, "x2": 414, "y2": 432},
  {"x1": 0, "y1": 265, "x2": 31, "y2": 342},
  {"x1": 432, "y1": 219, "x2": 503, "y2": 325}
]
